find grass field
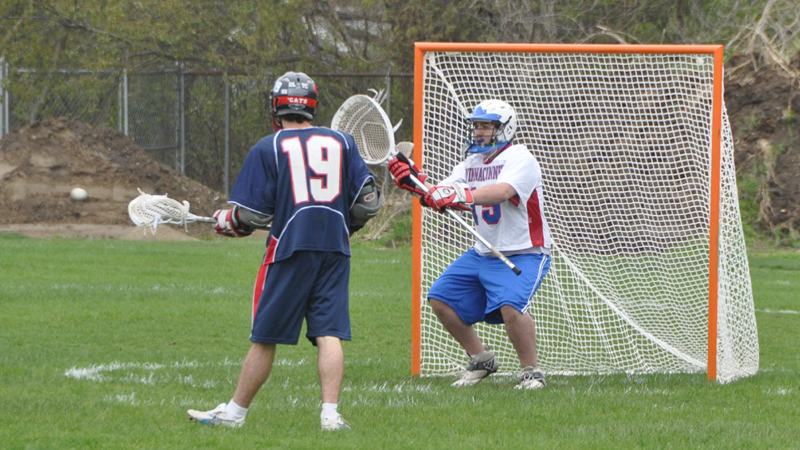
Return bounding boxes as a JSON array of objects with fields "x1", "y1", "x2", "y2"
[{"x1": 1, "y1": 233, "x2": 798, "y2": 449}]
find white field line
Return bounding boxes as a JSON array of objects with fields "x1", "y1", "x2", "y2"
[
  {"x1": 3, "y1": 283, "x2": 244, "y2": 293},
  {"x1": 64, "y1": 358, "x2": 310, "y2": 381},
  {"x1": 69, "y1": 358, "x2": 443, "y2": 409},
  {"x1": 756, "y1": 308, "x2": 799, "y2": 315},
  {"x1": 64, "y1": 358, "x2": 245, "y2": 382}
]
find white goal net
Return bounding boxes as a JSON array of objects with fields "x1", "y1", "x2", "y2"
[{"x1": 414, "y1": 44, "x2": 758, "y2": 384}]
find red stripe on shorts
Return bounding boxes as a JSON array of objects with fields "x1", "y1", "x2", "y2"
[{"x1": 252, "y1": 236, "x2": 279, "y2": 323}]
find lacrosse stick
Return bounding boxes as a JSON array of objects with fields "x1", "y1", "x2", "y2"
[
  {"x1": 128, "y1": 189, "x2": 216, "y2": 233},
  {"x1": 331, "y1": 93, "x2": 401, "y2": 165},
  {"x1": 331, "y1": 94, "x2": 521, "y2": 275}
]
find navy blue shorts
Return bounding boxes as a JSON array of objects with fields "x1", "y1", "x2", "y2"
[
  {"x1": 427, "y1": 249, "x2": 551, "y2": 325},
  {"x1": 250, "y1": 251, "x2": 351, "y2": 345}
]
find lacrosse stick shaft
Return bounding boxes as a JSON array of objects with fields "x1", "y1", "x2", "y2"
[
  {"x1": 395, "y1": 152, "x2": 521, "y2": 275},
  {"x1": 190, "y1": 217, "x2": 217, "y2": 223}
]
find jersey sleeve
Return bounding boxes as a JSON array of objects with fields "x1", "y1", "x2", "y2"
[
  {"x1": 228, "y1": 137, "x2": 277, "y2": 215},
  {"x1": 439, "y1": 161, "x2": 467, "y2": 186},
  {"x1": 496, "y1": 148, "x2": 540, "y2": 201},
  {"x1": 342, "y1": 133, "x2": 374, "y2": 206}
]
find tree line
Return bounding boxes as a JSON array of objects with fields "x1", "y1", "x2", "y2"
[{"x1": 1, "y1": 0, "x2": 798, "y2": 94}]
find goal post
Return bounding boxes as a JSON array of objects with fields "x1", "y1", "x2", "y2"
[{"x1": 411, "y1": 42, "x2": 758, "y2": 384}]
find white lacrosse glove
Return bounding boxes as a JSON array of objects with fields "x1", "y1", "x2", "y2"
[{"x1": 423, "y1": 182, "x2": 474, "y2": 212}]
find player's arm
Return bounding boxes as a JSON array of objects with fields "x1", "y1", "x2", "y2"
[
  {"x1": 470, "y1": 182, "x2": 517, "y2": 205},
  {"x1": 237, "y1": 207, "x2": 273, "y2": 229},
  {"x1": 349, "y1": 178, "x2": 382, "y2": 236},
  {"x1": 213, "y1": 206, "x2": 273, "y2": 237},
  {"x1": 422, "y1": 181, "x2": 516, "y2": 212}
]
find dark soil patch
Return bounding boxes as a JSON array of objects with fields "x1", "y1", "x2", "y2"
[
  {"x1": 725, "y1": 52, "x2": 800, "y2": 235},
  {"x1": 0, "y1": 118, "x2": 229, "y2": 238}
]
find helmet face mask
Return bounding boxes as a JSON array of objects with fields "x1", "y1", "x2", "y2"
[
  {"x1": 270, "y1": 71, "x2": 318, "y2": 130},
  {"x1": 465, "y1": 99, "x2": 517, "y2": 157}
]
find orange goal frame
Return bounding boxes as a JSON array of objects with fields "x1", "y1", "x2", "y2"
[{"x1": 410, "y1": 42, "x2": 725, "y2": 381}]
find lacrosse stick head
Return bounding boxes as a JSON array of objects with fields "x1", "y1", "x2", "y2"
[
  {"x1": 128, "y1": 189, "x2": 192, "y2": 232},
  {"x1": 331, "y1": 94, "x2": 395, "y2": 165}
]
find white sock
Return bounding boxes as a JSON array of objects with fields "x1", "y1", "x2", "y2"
[
  {"x1": 225, "y1": 400, "x2": 248, "y2": 420},
  {"x1": 321, "y1": 403, "x2": 338, "y2": 419}
]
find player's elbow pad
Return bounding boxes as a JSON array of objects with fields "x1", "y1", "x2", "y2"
[
  {"x1": 236, "y1": 207, "x2": 273, "y2": 230},
  {"x1": 350, "y1": 180, "x2": 382, "y2": 234}
]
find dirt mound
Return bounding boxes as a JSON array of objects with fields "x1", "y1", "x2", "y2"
[
  {"x1": 0, "y1": 118, "x2": 229, "y2": 238},
  {"x1": 725, "y1": 53, "x2": 800, "y2": 236}
]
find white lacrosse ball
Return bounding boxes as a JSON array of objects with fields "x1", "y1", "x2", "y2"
[{"x1": 70, "y1": 187, "x2": 88, "y2": 201}]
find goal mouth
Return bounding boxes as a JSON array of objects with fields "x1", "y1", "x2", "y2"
[{"x1": 411, "y1": 43, "x2": 758, "y2": 384}]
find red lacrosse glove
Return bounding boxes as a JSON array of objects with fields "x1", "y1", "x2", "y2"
[
  {"x1": 214, "y1": 208, "x2": 254, "y2": 237},
  {"x1": 388, "y1": 157, "x2": 428, "y2": 196},
  {"x1": 422, "y1": 182, "x2": 474, "y2": 212}
]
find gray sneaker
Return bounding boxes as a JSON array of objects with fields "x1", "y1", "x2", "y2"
[
  {"x1": 515, "y1": 366, "x2": 546, "y2": 390},
  {"x1": 451, "y1": 349, "x2": 499, "y2": 387}
]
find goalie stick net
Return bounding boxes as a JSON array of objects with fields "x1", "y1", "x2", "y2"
[
  {"x1": 411, "y1": 43, "x2": 758, "y2": 384},
  {"x1": 331, "y1": 93, "x2": 396, "y2": 165}
]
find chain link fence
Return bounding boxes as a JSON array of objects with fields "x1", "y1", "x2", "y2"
[{"x1": 0, "y1": 62, "x2": 413, "y2": 194}]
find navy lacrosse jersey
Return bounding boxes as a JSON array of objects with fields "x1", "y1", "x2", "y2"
[{"x1": 228, "y1": 127, "x2": 373, "y2": 263}]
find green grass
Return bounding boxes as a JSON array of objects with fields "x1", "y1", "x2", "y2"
[{"x1": 1, "y1": 234, "x2": 798, "y2": 449}]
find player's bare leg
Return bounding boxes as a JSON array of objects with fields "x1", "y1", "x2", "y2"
[
  {"x1": 316, "y1": 336, "x2": 344, "y2": 403},
  {"x1": 188, "y1": 342, "x2": 275, "y2": 427},
  {"x1": 232, "y1": 342, "x2": 276, "y2": 408},
  {"x1": 429, "y1": 298, "x2": 484, "y2": 355},
  {"x1": 316, "y1": 336, "x2": 350, "y2": 430},
  {"x1": 430, "y1": 298, "x2": 498, "y2": 386},
  {"x1": 500, "y1": 305, "x2": 546, "y2": 389},
  {"x1": 500, "y1": 305, "x2": 538, "y2": 367}
]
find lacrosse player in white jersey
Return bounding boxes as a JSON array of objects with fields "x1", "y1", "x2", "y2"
[{"x1": 389, "y1": 99, "x2": 551, "y2": 389}]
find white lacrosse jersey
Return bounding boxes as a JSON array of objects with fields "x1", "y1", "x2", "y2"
[{"x1": 440, "y1": 144, "x2": 551, "y2": 255}]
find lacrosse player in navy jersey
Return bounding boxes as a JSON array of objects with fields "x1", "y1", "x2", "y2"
[
  {"x1": 187, "y1": 72, "x2": 381, "y2": 430},
  {"x1": 389, "y1": 99, "x2": 551, "y2": 390}
]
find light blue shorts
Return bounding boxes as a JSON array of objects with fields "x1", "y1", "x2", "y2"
[{"x1": 427, "y1": 249, "x2": 550, "y2": 325}]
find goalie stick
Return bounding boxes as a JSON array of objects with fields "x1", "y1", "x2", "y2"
[
  {"x1": 331, "y1": 92, "x2": 400, "y2": 165},
  {"x1": 331, "y1": 92, "x2": 521, "y2": 275},
  {"x1": 128, "y1": 189, "x2": 216, "y2": 233},
  {"x1": 393, "y1": 151, "x2": 521, "y2": 276}
]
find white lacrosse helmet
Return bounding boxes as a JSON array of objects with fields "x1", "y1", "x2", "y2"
[{"x1": 465, "y1": 99, "x2": 517, "y2": 156}]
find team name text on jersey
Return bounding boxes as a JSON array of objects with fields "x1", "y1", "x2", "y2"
[{"x1": 466, "y1": 164, "x2": 504, "y2": 183}]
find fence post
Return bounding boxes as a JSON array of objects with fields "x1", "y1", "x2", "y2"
[
  {"x1": 123, "y1": 69, "x2": 129, "y2": 136},
  {"x1": 224, "y1": 76, "x2": 230, "y2": 195},
  {"x1": 118, "y1": 71, "x2": 122, "y2": 133},
  {"x1": 386, "y1": 68, "x2": 391, "y2": 124},
  {"x1": 0, "y1": 58, "x2": 5, "y2": 139},
  {"x1": 179, "y1": 63, "x2": 186, "y2": 175}
]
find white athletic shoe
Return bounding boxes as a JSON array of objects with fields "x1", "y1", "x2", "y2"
[
  {"x1": 187, "y1": 403, "x2": 245, "y2": 428},
  {"x1": 515, "y1": 366, "x2": 546, "y2": 390},
  {"x1": 321, "y1": 414, "x2": 351, "y2": 431},
  {"x1": 451, "y1": 349, "x2": 499, "y2": 387}
]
